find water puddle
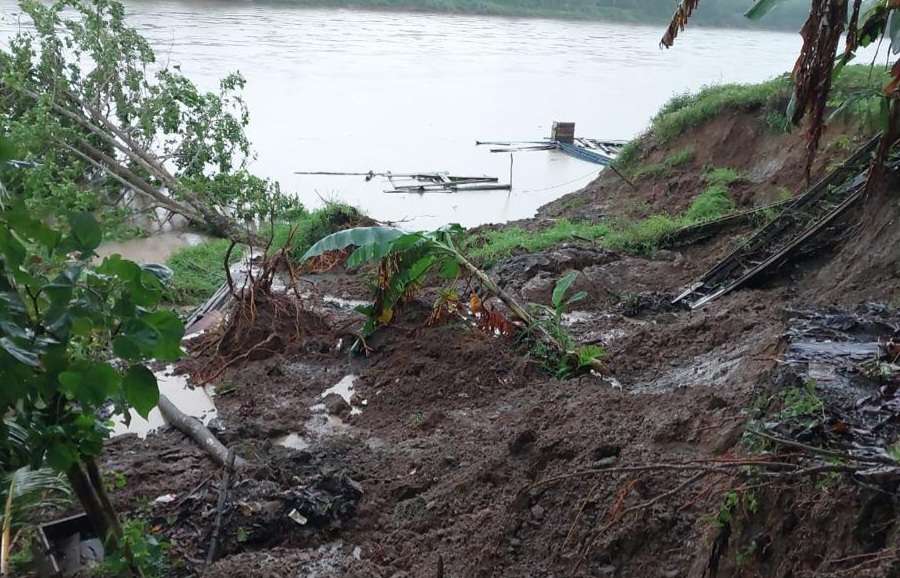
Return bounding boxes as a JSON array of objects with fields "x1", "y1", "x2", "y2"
[
  {"x1": 96, "y1": 231, "x2": 209, "y2": 265},
  {"x1": 112, "y1": 366, "x2": 217, "y2": 439},
  {"x1": 276, "y1": 432, "x2": 311, "y2": 451},
  {"x1": 319, "y1": 374, "x2": 363, "y2": 415},
  {"x1": 562, "y1": 311, "x2": 593, "y2": 326},
  {"x1": 276, "y1": 375, "x2": 366, "y2": 450},
  {"x1": 322, "y1": 295, "x2": 371, "y2": 310}
]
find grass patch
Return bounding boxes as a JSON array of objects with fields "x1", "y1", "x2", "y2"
[
  {"x1": 466, "y1": 220, "x2": 609, "y2": 266},
  {"x1": 470, "y1": 165, "x2": 742, "y2": 261},
  {"x1": 165, "y1": 239, "x2": 244, "y2": 306},
  {"x1": 613, "y1": 65, "x2": 887, "y2": 173},
  {"x1": 631, "y1": 147, "x2": 695, "y2": 180},
  {"x1": 603, "y1": 214, "x2": 683, "y2": 254}
]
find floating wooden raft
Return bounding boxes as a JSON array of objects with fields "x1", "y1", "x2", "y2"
[
  {"x1": 385, "y1": 173, "x2": 510, "y2": 194},
  {"x1": 672, "y1": 135, "x2": 881, "y2": 310},
  {"x1": 477, "y1": 138, "x2": 626, "y2": 166},
  {"x1": 295, "y1": 170, "x2": 510, "y2": 193}
]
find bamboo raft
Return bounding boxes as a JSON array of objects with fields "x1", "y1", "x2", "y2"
[{"x1": 294, "y1": 170, "x2": 511, "y2": 193}]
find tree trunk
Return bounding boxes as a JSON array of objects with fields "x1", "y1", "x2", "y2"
[
  {"x1": 158, "y1": 395, "x2": 248, "y2": 469},
  {"x1": 65, "y1": 462, "x2": 120, "y2": 550}
]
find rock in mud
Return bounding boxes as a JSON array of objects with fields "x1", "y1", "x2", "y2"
[
  {"x1": 493, "y1": 246, "x2": 618, "y2": 289},
  {"x1": 323, "y1": 393, "x2": 351, "y2": 417}
]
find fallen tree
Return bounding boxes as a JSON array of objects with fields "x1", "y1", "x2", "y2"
[{"x1": 0, "y1": 0, "x2": 300, "y2": 243}]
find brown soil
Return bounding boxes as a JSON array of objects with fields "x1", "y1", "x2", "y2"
[{"x1": 96, "y1": 111, "x2": 900, "y2": 578}]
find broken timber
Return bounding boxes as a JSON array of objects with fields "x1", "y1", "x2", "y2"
[
  {"x1": 672, "y1": 135, "x2": 881, "y2": 309},
  {"x1": 478, "y1": 138, "x2": 625, "y2": 166},
  {"x1": 294, "y1": 169, "x2": 510, "y2": 193}
]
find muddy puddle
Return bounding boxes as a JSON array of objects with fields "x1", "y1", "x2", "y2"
[
  {"x1": 276, "y1": 375, "x2": 365, "y2": 450},
  {"x1": 112, "y1": 366, "x2": 217, "y2": 438},
  {"x1": 778, "y1": 306, "x2": 900, "y2": 455}
]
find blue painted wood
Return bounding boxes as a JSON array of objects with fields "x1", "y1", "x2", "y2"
[{"x1": 556, "y1": 142, "x2": 615, "y2": 166}]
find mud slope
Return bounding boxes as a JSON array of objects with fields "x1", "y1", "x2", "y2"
[{"x1": 96, "y1": 103, "x2": 900, "y2": 577}]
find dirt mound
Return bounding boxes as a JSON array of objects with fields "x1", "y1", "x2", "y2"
[{"x1": 541, "y1": 114, "x2": 870, "y2": 224}]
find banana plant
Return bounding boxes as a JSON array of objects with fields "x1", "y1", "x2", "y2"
[
  {"x1": 1, "y1": 467, "x2": 71, "y2": 576},
  {"x1": 301, "y1": 225, "x2": 604, "y2": 372}
]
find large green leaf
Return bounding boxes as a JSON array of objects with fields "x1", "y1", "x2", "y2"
[
  {"x1": 745, "y1": 0, "x2": 784, "y2": 20},
  {"x1": 68, "y1": 212, "x2": 102, "y2": 253},
  {"x1": 345, "y1": 232, "x2": 425, "y2": 268},
  {"x1": 301, "y1": 226, "x2": 406, "y2": 261},
  {"x1": 113, "y1": 318, "x2": 159, "y2": 360},
  {"x1": 0, "y1": 337, "x2": 40, "y2": 367},
  {"x1": 123, "y1": 365, "x2": 158, "y2": 419},
  {"x1": 143, "y1": 310, "x2": 184, "y2": 360},
  {"x1": 552, "y1": 272, "x2": 578, "y2": 310},
  {"x1": 58, "y1": 361, "x2": 120, "y2": 406},
  {"x1": 1, "y1": 467, "x2": 71, "y2": 527}
]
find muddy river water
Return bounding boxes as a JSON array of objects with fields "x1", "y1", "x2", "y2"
[{"x1": 1, "y1": 1, "x2": 809, "y2": 230}]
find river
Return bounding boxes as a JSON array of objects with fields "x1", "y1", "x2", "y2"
[{"x1": 1, "y1": 1, "x2": 807, "y2": 229}]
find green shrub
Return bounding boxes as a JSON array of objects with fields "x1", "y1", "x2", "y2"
[
  {"x1": 632, "y1": 147, "x2": 696, "y2": 180},
  {"x1": 165, "y1": 239, "x2": 243, "y2": 306},
  {"x1": 272, "y1": 202, "x2": 365, "y2": 259},
  {"x1": 683, "y1": 184, "x2": 735, "y2": 223},
  {"x1": 604, "y1": 214, "x2": 683, "y2": 254}
]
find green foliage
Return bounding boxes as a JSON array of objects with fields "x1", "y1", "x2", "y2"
[
  {"x1": 603, "y1": 214, "x2": 683, "y2": 254},
  {"x1": 612, "y1": 140, "x2": 641, "y2": 172},
  {"x1": 93, "y1": 518, "x2": 169, "y2": 578},
  {"x1": 164, "y1": 203, "x2": 363, "y2": 307},
  {"x1": 652, "y1": 78, "x2": 793, "y2": 144},
  {"x1": 301, "y1": 224, "x2": 467, "y2": 337},
  {"x1": 713, "y1": 488, "x2": 759, "y2": 528},
  {"x1": 526, "y1": 272, "x2": 604, "y2": 378},
  {"x1": 614, "y1": 64, "x2": 885, "y2": 172},
  {"x1": 605, "y1": 167, "x2": 738, "y2": 254},
  {"x1": 551, "y1": 271, "x2": 587, "y2": 315},
  {"x1": 1, "y1": 467, "x2": 71, "y2": 530},
  {"x1": 779, "y1": 380, "x2": 825, "y2": 423},
  {"x1": 165, "y1": 239, "x2": 244, "y2": 306},
  {"x1": 631, "y1": 147, "x2": 695, "y2": 180},
  {"x1": 465, "y1": 220, "x2": 609, "y2": 266},
  {"x1": 0, "y1": 0, "x2": 300, "y2": 235},
  {"x1": 683, "y1": 185, "x2": 735, "y2": 223},
  {"x1": 888, "y1": 442, "x2": 900, "y2": 463},
  {"x1": 0, "y1": 196, "x2": 183, "y2": 473},
  {"x1": 274, "y1": 202, "x2": 366, "y2": 260}
]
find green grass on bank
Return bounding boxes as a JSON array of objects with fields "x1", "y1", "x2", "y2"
[
  {"x1": 165, "y1": 203, "x2": 365, "y2": 306},
  {"x1": 465, "y1": 220, "x2": 611, "y2": 266},
  {"x1": 468, "y1": 167, "x2": 741, "y2": 260},
  {"x1": 616, "y1": 65, "x2": 889, "y2": 173},
  {"x1": 165, "y1": 239, "x2": 244, "y2": 305}
]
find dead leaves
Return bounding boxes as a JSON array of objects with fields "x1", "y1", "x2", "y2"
[
  {"x1": 427, "y1": 290, "x2": 516, "y2": 337},
  {"x1": 791, "y1": 0, "x2": 848, "y2": 181},
  {"x1": 660, "y1": 0, "x2": 701, "y2": 48}
]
